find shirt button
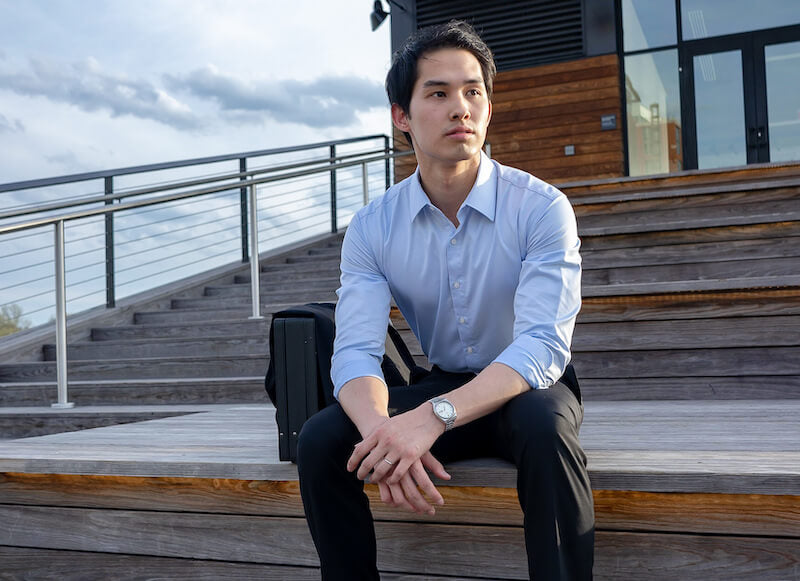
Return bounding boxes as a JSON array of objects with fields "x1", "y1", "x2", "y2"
[
  {"x1": 450, "y1": 238, "x2": 457, "y2": 245},
  {"x1": 466, "y1": 346, "x2": 474, "y2": 354},
  {"x1": 458, "y1": 317, "x2": 466, "y2": 324},
  {"x1": 453, "y1": 281, "x2": 461, "y2": 289}
]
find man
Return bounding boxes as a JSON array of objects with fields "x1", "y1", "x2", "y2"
[{"x1": 297, "y1": 20, "x2": 594, "y2": 580}]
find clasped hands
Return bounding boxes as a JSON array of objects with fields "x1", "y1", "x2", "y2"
[{"x1": 346, "y1": 404, "x2": 451, "y2": 516}]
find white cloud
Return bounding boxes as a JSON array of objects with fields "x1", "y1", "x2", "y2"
[{"x1": 0, "y1": 57, "x2": 200, "y2": 130}]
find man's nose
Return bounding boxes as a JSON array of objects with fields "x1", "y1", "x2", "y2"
[{"x1": 450, "y1": 96, "x2": 471, "y2": 120}]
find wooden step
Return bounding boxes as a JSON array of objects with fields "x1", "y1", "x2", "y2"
[
  {"x1": 133, "y1": 306, "x2": 295, "y2": 325},
  {"x1": 584, "y1": 256, "x2": 799, "y2": 286},
  {"x1": 92, "y1": 320, "x2": 269, "y2": 341},
  {"x1": 43, "y1": 335, "x2": 268, "y2": 361},
  {"x1": 172, "y1": 293, "x2": 338, "y2": 310},
  {"x1": 0, "y1": 355, "x2": 267, "y2": 382},
  {"x1": 0, "y1": 405, "x2": 223, "y2": 439},
  {"x1": 578, "y1": 289, "x2": 800, "y2": 322},
  {"x1": 204, "y1": 280, "x2": 338, "y2": 297},
  {"x1": 579, "y1": 375, "x2": 800, "y2": 400},
  {"x1": 580, "y1": 221, "x2": 800, "y2": 251},
  {"x1": 0, "y1": 378, "x2": 265, "y2": 407},
  {"x1": 582, "y1": 236, "x2": 800, "y2": 269},
  {"x1": 577, "y1": 199, "x2": 800, "y2": 236}
]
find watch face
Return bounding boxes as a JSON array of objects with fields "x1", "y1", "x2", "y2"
[{"x1": 435, "y1": 401, "x2": 455, "y2": 419}]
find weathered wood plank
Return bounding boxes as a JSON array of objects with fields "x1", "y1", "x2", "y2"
[
  {"x1": 579, "y1": 290, "x2": 800, "y2": 321},
  {"x1": 594, "y1": 531, "x2": 800, "y2": 581},
  {"x1": 0, "y1": 547, "x2": 324, "y2": 581},
  {"x1": 0, "y1": 404, "x2": 798, "y2": 494},
  {"x1": 579, "y1": 375, "x2": 800, "y2": 400},
  {"x1": 575, "y1": 346, "x2": 800, "y2": 377},
  {"x1": 0, "y1": 512, "x2": 796, "y2": 580},
  {"x1": 582, "y1": 236, "x2": 800, "y2": 269},
  {"x1": 1, "y1": 473, "x2": 796, "y2": 537},
  {"x1": 0, "y1": 504, "x2": 529, "y2": 579},
  {"x1": 580, "y1": 221, "x2": 800, "y2": 251}
]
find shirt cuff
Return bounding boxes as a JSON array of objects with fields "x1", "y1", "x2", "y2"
[
  {"x1": 331, "y1": 355, "x2": 386, "y2": 399},
  {"x1": 493, "y1": 334, "x2": 566, "y2": 390}
]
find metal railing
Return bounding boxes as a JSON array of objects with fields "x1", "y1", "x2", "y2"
[{"x1": 0, "y1": 135, "x2": 412, "y2": 407}]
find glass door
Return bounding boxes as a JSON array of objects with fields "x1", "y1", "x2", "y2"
[
  {"x1": 691, "y1": 49, "x2": 748, "y2": 169},
  {"x1": 764, "y1": 39, "x2": 800, "y2": 162},
  {"x1": 681, "y1": 26, "x2": 800, "y2": 169}
]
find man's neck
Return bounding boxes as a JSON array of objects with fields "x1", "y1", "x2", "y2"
[{"x1": 418, "y1": 155, "x2": 482, "y2": 227}]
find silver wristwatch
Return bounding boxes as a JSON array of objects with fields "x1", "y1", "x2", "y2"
[{"x1": 429, "y1": 396, "x2": 457, "y2": 431}]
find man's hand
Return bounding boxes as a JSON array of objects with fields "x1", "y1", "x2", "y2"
[{"x1": 346, "y1": 405, "x2": 451, "y2": 515}]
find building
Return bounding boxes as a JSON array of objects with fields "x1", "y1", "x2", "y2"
[{"x1": 388, "y1": 0, "x2": 800, "y2": 182}]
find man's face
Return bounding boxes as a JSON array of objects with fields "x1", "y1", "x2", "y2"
[{"x1": 392, "y1": 48, "x2": 492, "y2": 169}]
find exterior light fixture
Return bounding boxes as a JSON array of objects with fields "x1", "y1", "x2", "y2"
[{"x1": 370, "y1": 0, "x2": 407, "y2": 31}]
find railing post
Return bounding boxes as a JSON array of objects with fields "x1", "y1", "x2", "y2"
[
  {"x1": 52, "y1": 220, "x2": 74, "y2": 409},
  {"x1": 104, "y1": 176, "x2": 115, "y2": 308},
  {"x1": 384, "y1": 135, "x2": 391, "y2": 190},
  {"x1": 239, "y1": 157, "x2": 249, "y2": 264},
  {"x1": 329, "y1": 144, "x2": 338, "y2": 233},
  {"x1": 247, "y1": 184, "x2": 263, "y2": 320},
  {"x1": 362, "y1": 162, "x2": 370, "y2": 206}
]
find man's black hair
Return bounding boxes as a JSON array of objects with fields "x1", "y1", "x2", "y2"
[{"x1": 386, "y1": 20, "x2": 496, "y2": 147}]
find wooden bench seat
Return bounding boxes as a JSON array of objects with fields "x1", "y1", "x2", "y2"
[{"x1": 0, "y1": 403, "x2": 797, "y2": 580}]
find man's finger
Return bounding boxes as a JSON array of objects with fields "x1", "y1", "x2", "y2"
[
  {"x1": 389, "y1": 481, "x2": 414, "y2": 512},
  {"x1": 355, "y1": 445, "x2": 388, "y2": 480},
  {"x1": 346, "y1": 436, "x2": 375, "y2": 472},
  {"x1": 378, "y1": 481, "x2": 395, "y2": 506},
  {"x1": 400, "y1": 473, "x2": 434, "y2": 515},
  {"x1": 421, "y1": 451, "x2": 451, "y2": 481},
  {"x1": 410, "y1": 461, "x2": 444, "y2": 507},
  {"x1": 369, "y1": 457, "x2": 396, "y2": 483}
]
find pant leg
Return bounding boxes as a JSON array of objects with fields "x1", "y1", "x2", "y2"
[
  {"x1": 296, "y1": 368, "x2": 473, "y2": 581},
  {"x1": 495, "y1": 383, "x2": 595, "y2": 580}
]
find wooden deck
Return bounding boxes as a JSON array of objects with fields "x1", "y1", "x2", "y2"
[{"x1": 0, "y1": 401, "x2": 798, "y2": 580}]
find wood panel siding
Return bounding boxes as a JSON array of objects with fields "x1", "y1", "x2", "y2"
[
  {"x1": 392, "y1": 54, "x2": 623, "y2": 183},
  {"x1": 489, "y1": 54, "x2": 623, "y2": 182}
]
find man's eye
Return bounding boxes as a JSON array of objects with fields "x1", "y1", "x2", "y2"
[
  {"x1": 468, "y1": 89, "x2": 481, "y2": 96},
  {"x1": 433, "y1": 91, "x2": 446, "y2": 97}
]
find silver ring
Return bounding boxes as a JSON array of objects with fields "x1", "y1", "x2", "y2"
[{"x1": 383, "y1": 458, "x2": 394, "y2": 466}]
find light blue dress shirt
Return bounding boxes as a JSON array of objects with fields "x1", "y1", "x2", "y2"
[{"x1": 331, "y1": 152, "x2": 581, "y2": 398}]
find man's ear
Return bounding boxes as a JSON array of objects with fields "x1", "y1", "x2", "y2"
[
  {"x1": 487, "y1": 100, "x2": 492, "y2": 127},
  {"x1": 391, "y1": 103, "x2": 411, "y2": 133}
]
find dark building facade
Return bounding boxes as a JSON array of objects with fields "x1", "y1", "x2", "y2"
[{"x1": 389, "y1": 0, "x2": 800, "y2": 183}]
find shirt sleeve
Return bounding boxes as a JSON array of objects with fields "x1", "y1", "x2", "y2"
[
  {"x1": 493, "y1": 191, "x2": 582, "y2": 389},
  {"x1": 330, "y1": 210, "x2": 393, "y2": 399}
]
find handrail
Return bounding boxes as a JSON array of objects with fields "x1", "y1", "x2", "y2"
[
  {"x1": 0, "y1": 143, "x2": 414, "y2": 408},
  {"x1": 0, "y1": 134, "x2": 388, "y2": 194},
  {"x1": 0, "y1": 147, "x2": 391, "y2": 222},
  {"x1": 0, "y1": 150, "x2": 413, "y2": 236}
]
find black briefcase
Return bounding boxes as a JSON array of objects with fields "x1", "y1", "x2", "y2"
[{"x1": 266, "y1": 302, "x2": 420, "y2": 462}]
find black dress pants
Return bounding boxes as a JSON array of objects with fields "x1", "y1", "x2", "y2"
[{"x1": 297, "y1": 367, "x2": 595, "y2": 580}]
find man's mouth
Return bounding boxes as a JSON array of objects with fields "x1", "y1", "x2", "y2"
[{"x1": 446, "y1": 126, "x2": 474, "y2": 137}]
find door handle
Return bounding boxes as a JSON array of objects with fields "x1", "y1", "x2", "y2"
[{"x1": 748, "y1": 126, "x2": 767, "y2": 149}]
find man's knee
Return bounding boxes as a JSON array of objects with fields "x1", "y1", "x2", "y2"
[
  {"x1": 297, "y1": 404, "x2": 356, "y2": 474},
  {"x1": 503, "y1": 385, "x2": 582, "y2": 455}
]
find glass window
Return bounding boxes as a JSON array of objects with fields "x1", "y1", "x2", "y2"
[
  {"x1": 765, "y1": 41, "x2": 800, "y2": 162},
  {"x1": 624, "y1": 49, "x2": 683, "y2": 176},
  {"x1": 622, "y1": 0, "x2": 677, "y2": 52},
  {"x1": 682, "y1": 0, "x2": 800, "y2": 40}
]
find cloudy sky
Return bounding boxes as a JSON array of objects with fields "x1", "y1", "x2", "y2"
[
  {"x1": 0, "y1": 1, "x2": 395, "y2": 328},
  {"x1": 0, "y1": 0, "x2": 392, "y2": 184}
]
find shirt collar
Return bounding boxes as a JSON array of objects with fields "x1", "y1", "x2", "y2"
[{"x1": 408, "y1": 150, "x2": 497, "y2": 222}]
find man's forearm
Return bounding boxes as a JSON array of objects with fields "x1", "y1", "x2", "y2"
[
  {"x1": 338, "y1": 376, "x2": 391, "y2": 438},
  {"x1": 443, "y1": 362, "x2": 530, "y2": 428}
]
